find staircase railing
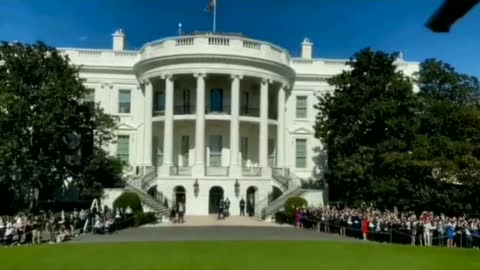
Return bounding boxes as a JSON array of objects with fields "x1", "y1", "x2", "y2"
[
  {"x1": 141, "y1": 168, "x2": 156, "y2": 190},
  {"x1": 272, "y1": 168, "x2": 290, "y2": 188},
  {"x1": 125, "y1": 183, "x2": 170, "y2": 216}
]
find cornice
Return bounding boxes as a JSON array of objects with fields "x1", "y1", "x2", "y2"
[{"x1": 134, "y1": 54, "x2": 295, "y2": 83}]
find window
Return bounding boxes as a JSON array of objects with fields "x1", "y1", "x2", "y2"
[
  {"x1": 118, "y1": 89, "x2": 131, "y2": 113},
  {"x1": 83, "y1": 88, "x2": 95, "y2": 103},
  {"x1": 210, "y1": 88, "x2": 223, "y2": 112},
  {"x1": 181, "y1": 136, "x2": 189, "y2": 167},
  {"x1": 268, "y1": 138, "x2": 276, "y2": 167},
  {"x1": 183, "y1": 89, "x2": 191, "y2": 113},
  {"x1": 241, "y1": 137, "x2": 248, "y2": 164},
  {"x1": 295, "y1": 139, "x2": 307, "y2": 168},
  {"x1": 242, "y1": 92, "x2": 249, "y2": 114},
  {"x1": 154, "y1": 91, "x2": 165, "y2": 112},
  {"x1": 117, "y1": 135, "x2": 130, "y2": 164},
  {"x1": 153, "y1": 136, "x2": 163, "y2": 166},
  {"x1": 209, "y1": 135, "x2": 222, "y2": 167},
  {"x1": 296, "y1": 96, "x2": 307, "y2": 118}
]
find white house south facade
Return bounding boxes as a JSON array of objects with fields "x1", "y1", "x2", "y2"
[{"x1": 60, "y1": 30, "x2": 419, "y2": 216}]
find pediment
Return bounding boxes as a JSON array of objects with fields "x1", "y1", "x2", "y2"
[
  {"x1": 117, "y1": 122, "x2": 136, "y2": 130},
  {"x1": 290, "y1": 127, "x2": 314, "y2": 135}
]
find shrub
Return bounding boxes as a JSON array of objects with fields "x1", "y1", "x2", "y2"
[
  {"x1": 113, "y1": 192, "x2": 143, "y2": 214},
  {"x1": 274, "y1": 210, "x2": 294, "y2": 224},
  {"x1": 284, "y1": 196, "x2": 308, "y2": 216},
  {"x1": 134, "y1": 212, "x2": 157, "y2": 226}
]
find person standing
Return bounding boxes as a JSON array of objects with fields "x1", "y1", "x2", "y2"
[
  {"x1": 225, "y1": 198, "x2": 230, "y2": 218},
  {"x1": 362, "y1": 215, "x2": 370, "y2": 241},
  {"x1": 218, "y1": 200, "x2": 225, "y2": 220},
  {"x1": 178, "y1": 202, "x2": 185, "y2": 224},
  {"x1": 239, "y1": 198, "x2": 245, "y2": 216}
]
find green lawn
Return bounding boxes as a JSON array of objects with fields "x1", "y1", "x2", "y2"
[{"x1": 0, "y1": 241, "x2": 478, "y2": 270}]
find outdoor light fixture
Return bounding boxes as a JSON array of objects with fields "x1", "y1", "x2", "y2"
[
  {"x1": 193, "y1": 179, "x2": 199, "y2": 197},
  {"x1": 234, "y1": 179, "x2": 240, "y2": 197}
]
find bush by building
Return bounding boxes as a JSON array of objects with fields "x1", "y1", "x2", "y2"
[{"x1": 113, "y1": 192, "x2": 143, "y2": 214}]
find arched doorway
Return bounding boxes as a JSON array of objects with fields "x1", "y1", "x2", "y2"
[
  {"x1": 173, "y1": 186, "x2": 186, "y2": 210},
  {"x1": 209, "y1": 186, "x2": 224, "y2": 214},
  {"x1": 246, "y1": 186, "x2": 258, "y2": 216}
]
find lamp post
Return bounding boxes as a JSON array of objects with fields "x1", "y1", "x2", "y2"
[
  {"x1": 234, "y1": 179, "x2": 240, "y2": 198},
  {"x1": 193, "y1": 179, "x2": 199, "y2": 197}
]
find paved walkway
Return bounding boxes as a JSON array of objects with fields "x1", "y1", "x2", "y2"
[
  {"x1": 70, "y1": 216, "x2": 361, "y2": 243},
  {"x1": 143, "y1": 215, "x2": 290, "y2": 227},
  {"x1": 72, "y1": 226, "x2": 358, "y2": 243}
]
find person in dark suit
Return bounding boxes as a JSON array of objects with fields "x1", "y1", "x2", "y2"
[{"x1": 239, "y1": 198, "x2": 246, "y2": 216}]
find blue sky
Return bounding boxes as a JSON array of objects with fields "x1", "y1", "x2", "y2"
[{"x1": 1, "y1": 0, "x2": 480, "y2": 76}]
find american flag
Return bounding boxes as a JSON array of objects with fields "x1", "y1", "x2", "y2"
[{"x1": 204, "y1": 0, "x2": 216, "y2": 12}]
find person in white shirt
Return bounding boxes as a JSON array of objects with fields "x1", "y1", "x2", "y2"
[{"x1": 423, "y1": 220, "x2": 434, "y2": 246}]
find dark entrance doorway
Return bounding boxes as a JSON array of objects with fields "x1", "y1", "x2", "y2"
[
  {"x1": 209, "y1": 186, "x2": 224, "y2": 214},
  {"x1": 246, "y1": 186, "x2": 258, "y2": 216},
  {"x1": 271, "y1": 186, "x2": 283, "y2": 203},
  {"x1": 173, "y1": 186, "x2": 186, "y2": 210}
]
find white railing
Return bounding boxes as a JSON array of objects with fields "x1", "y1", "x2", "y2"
[
  {"x1": 78, "y1": 50, "x2": 102, "y2": 56},
  {"x1": 242, "y1": 167, "x2": 262, "y2": 176},
  {"x1": 243, "y1": 40, "x2": 260, "y2": 49},
  {"x1": 323, "y1": 59, "x2": 347, "y2": 65},
  {"x1": 206, "y1": 166, "x2": 229, "y2": 176},
  {"x1": 170, "y1": 166, "x2": 192, "y2": 176},
  {"x1": 208, "y1": 37, "x2": 230, "y2": 46},
  {"x1": 291, "y1": 58, "x2": 313, "y2": 64},
  {"x1": 175, "y1": 38, "x2": 194, "y2": 46},
  {"x1": 114, "y1": 51, "x2": 138, "y2": 57},
  {"x1": 139, "y1": 34, "x2": 292, "y2": 66}
]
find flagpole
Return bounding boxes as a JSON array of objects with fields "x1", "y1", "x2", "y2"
[{"x1": 213, "y1": 0, "x2": 217, "y2": 33}]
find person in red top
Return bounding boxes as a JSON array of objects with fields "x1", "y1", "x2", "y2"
[
  {"x1": 362, "y1": 216, "x2": 370, "y2": 241},
  {"x1": 295, "y1": 208, "x2": 302, "y2": 228}
]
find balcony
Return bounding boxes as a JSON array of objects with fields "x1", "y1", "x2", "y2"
[
  {"x1": 174, "y1": 105, "x2": 195, "y2": 115},
  {"x1": 206, "y1": 166, "x2": 229, "y2": 176},
  {"x1": 170, "y1": 166, "x2": 192, "y2": 176},
  {"x1": 240, "y1": 107, "x2": 259, "y2": 117},
  {"x1": 206, "y1": 105, "x2": 230, "y2": 115},
  {"x1": 242, "y1": 167, "x2": 262, "y2": 176}
]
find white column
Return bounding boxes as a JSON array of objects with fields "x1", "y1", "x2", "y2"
[
  {"x1": 193, "y1": 73, "x2": 206, "y2": 176},
  {"x1": 143, "y1": 80, "x2": 153, "y2": 169},
  {"x1": 259, "y1": 79, "x2": 269, "y2": 169},
  {"x1": 229, "y1": 74, "x2": 242, "y2": 176},
  {"x1": 276, "y1": 85, "x2": 287, "y2": 168},
  {"x1": 160, "y1": 74, "x2": 174, "y2": 176}
]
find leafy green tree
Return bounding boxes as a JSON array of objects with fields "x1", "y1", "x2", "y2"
[
  {"x1": 0, "y1": 41, "x2": 122, "y2": 213},
  {"x1": 413, "y1": 59, "x2": 480, "y2": 215},
  {"x1": 314, "y1": 48, "x2": 418, "y2": 209}
]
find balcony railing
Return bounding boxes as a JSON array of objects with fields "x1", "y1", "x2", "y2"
[
  {"x1": 174, "y1": 105, "x2": 195, "y2": 115},
  {"x1": 206, "y1": 166, "x2": 229, "y2": 176},
  {"x1": 240, "y1": 107, "x2": 259, "y2": 117},
  {"x1": 153, "y1": 109, "x2": 165, "y2": 116},
  {"x1": 170, "y1": 166, "x2": 192, "y2": 176},
  {"x1": 242, "y1": 167, "x2": 262, "y2": 176},
  {"x1": 206, "y1": 106, "x2": 231, "y2": 114}
]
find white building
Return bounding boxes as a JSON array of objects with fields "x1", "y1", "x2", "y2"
[{"x1": 61, "y1": 30, "x2": 419, "y2": 216}]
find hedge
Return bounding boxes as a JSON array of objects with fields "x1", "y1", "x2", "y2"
[
  {"x1": 284, "y1": 196, "x2": 308, "y2": 216},
  {"x1": 113, "y1": 192, "x2": 143, "y2": 214},
  {"x1": 134, "y1": 212, "x2": 157, "y2": 226}
]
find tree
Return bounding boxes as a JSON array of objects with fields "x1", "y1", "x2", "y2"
[
  {"x1": 413, "y1": 59, "x2": 480, "y2": 215},
  {"x1": 314, "y1": 48, "x2": 418, "y2": 209},
  {"x1": 0, "y1": 41, "x2": 122, "y2": 214}
]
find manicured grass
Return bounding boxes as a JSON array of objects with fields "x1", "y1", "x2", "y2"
[{"x1": 0, "y1": 241, "x2": 478, "y2": 270}]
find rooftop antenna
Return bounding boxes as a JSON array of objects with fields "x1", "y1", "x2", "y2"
[{"x1": 178, "y1": 23, "x2": 183, "y2": 36}]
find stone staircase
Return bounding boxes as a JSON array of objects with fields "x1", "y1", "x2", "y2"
[
  {"x1": 125, "y1": 183, "x2": 170, "y2": 216},
  {"x1": 255, "y1": 169, "x2": 307, "y2": 220},
  {"x1": 125, "y1": 167, "x2": 170, "y2": 217}
]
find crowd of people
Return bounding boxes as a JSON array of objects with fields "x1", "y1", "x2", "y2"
[
  {"x1": 0, "y1": 206, "x2": 133, "y2": 247},
  {"x1": 294, "y1": 206, "x2": 480, "y2": 249}
]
